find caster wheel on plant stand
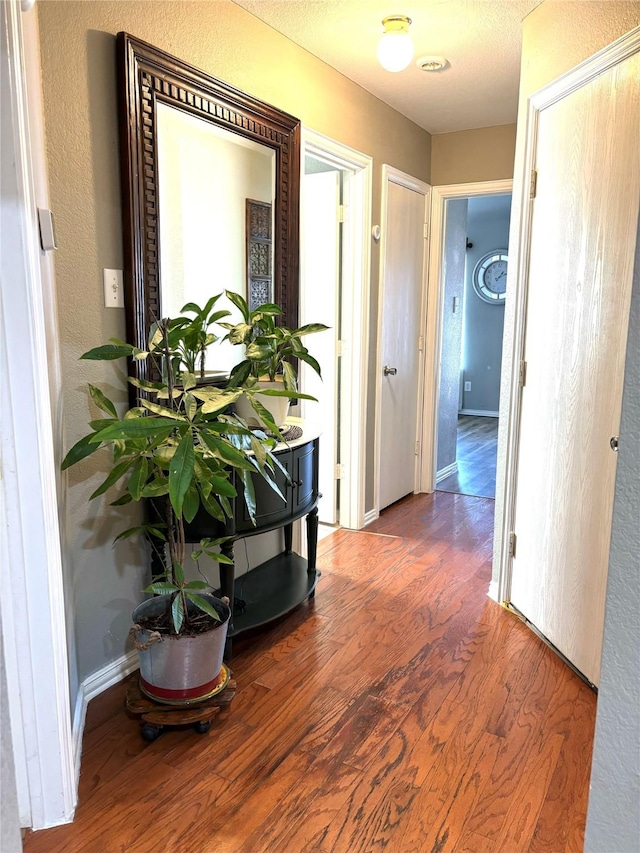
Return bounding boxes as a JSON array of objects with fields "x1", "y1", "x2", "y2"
[
  {"x1": 125, "y1": 669, "x2": 237, "y2": 739},
  {"x1": 140, "y1": 723, "x2": 163, "y2": 742}
]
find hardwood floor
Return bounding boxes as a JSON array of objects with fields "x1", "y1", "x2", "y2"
[
  {"x1": 23, "y1": 492, "x2": 596, "y2": 853},
  {"x1": 438, "y1": 415, "x2": 498, "y2": 499}
]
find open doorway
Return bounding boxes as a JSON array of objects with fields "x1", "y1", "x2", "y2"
[
  {"x1": 300, "y1": 154, "x2": 342, "y2": 538},
  {"x1": 435, "y1": 193, "x2": 512, "y2": 500},
  {"x1": 298, "y1": 129, "x2": 372, "y2": 540}
]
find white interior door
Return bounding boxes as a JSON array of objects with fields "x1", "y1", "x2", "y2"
[
  {"x1": 509, "y1": 51, "x2": 640, "y2": 685},
  {"x1": 300, "y1": 170, "x2": 340, "y2": 524},
  {"x1": 379, "y1": 177, "x2": 428, "y2": 510}
]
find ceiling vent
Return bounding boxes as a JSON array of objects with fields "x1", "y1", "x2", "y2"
[{"x1": 416, "y1": 56, "x2": 448, "y2": 72}]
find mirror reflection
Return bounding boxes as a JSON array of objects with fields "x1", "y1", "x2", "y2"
[
  {"x1": 117, "y1": 32, "x2": 301, "y2": 395},
  {"x1": 156, "y1": 103, "x2": 276, "y2": 375}
]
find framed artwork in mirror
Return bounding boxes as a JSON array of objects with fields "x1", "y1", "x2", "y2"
[{"x1": 246, "y1": 199, "x2": 273, "y2": 312}]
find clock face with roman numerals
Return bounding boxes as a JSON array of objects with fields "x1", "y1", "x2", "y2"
[{"x1": 473, "y1": 250, "x2": 508, "y2": 303}]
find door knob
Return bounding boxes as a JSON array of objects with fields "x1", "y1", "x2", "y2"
[
  {"x1": 610, "y1": 436, "x2": 619, "y2": 452},
  {"x1": 383, "y1": 365, "x2": 397, "y2": 376}
]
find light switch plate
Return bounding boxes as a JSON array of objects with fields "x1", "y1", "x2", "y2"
[
  {"x1": 103, "y1": 269, "x2": 124, "y2": 308},
  {"x1": 37, "y1": 208, "x2": 57, "y2": 251}
]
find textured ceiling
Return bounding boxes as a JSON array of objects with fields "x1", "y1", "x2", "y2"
[{"x1": 232, "y1": 0, "x2": 541, "y2": 134}]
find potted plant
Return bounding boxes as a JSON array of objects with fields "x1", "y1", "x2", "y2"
[
  {"x1": 220, "y1": 291, "x2": 328, "y2": 428},
  {"x1": 165, "y1": 294, "x2": 231, "y2": 380},
  {"x1": 62, "y1": 298, "x2": 286, "y2": 706}
]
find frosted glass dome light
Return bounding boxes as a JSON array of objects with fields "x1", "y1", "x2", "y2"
[{"x1": 377, "y1": 15, "x2": 414, "y2": 73}]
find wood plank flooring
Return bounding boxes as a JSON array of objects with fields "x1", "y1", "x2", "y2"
[
  {"x1": 23, "y1": 492, "x2": 596, "y2": 853},
  {"x1": 438, "y1": 415, "x2": 498, "y2": 499}
]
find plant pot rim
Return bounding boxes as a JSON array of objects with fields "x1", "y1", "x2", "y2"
[
  {"x1": 132, "y1": 594, "x2": 230, "y2": 704},
  {"x1": 132, "y1": 593, "x2": 230, "y2": 638}
]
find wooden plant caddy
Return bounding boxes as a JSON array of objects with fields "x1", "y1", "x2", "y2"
[{"x1": 126, "y1": 669, "x2": 236, "y2": 741}]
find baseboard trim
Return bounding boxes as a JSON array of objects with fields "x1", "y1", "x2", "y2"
[
  {"x1": 72, "y1": 650, "x2": 139, "y2": 788},
  {"x1": 487, "y1": 580, "x2": 499, "y2": 602},
  {"x1": 459, "y1": 409, "x2": 499, "y2": 418},
  {"x1": 436, "y1": 461, "x2": 458, "y2": 483},
  {"x1": 363, "y1": 508, "x2": 379, "y2": 526}
]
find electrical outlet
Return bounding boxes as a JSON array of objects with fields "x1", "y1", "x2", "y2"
[
  {"x1": 103, "y1": 269, "x2": 124, "y2": 308},
  {"x1": 464, "y1": 381, "x2": 471, "y2": 392}
]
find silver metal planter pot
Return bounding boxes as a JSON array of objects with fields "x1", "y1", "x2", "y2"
[{"x1": 131, "y1": 594, "x2": 230, "y2": 705}]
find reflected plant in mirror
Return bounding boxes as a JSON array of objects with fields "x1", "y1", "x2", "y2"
[
  {"x1": 167, "y1": 295, "x2": 231, "y2": 379},
  {"x1": 220, "y1": 291, "x2": 328, "y2": 428},
  {"x1": 222, "y1": 291, "x2": 328, "y2": 391}
]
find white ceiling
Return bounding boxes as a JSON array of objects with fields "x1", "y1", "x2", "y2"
[{"x1": 232, "y1": 0, "x2": 541, "y2": 135}]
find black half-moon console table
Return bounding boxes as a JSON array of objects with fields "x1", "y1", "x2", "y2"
[{"x1": 184, "y1": 419, "x2": 320, "y2": 657}]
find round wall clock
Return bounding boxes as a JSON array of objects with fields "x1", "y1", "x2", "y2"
[{"x1": 472, "y1": 250, "x2": 508, "y2": 304}]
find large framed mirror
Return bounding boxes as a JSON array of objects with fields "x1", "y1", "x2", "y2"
[{"x1": 117, "y1": 32, "x2": 301, "y2": 388}]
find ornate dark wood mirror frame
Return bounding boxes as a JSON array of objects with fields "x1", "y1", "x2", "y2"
[{"x1": 117, "y1": 32, "x2": 301, "y2": 389}]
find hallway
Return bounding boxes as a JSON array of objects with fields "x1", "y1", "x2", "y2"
[
  {"x1": 438, "y1": 415, "x2": 499, "y2": 499},
  {"x1": 24, "y1": 492, "x2": 596, "y2": 852}
]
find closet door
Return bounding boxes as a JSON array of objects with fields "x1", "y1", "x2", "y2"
[
  {"x1": 509, "y1": 50, "x2": 640, "y2": 685},
  {"x1": 378, "y1": 175, "x2": 429, "y2": 510}
]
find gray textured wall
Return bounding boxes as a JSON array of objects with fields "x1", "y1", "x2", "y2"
[
  {"x1": 584, "y1": 214, "x2": 640, "y2": 853},
  {"x1": 462, "y1": 196, "x2": 511, "y2": 413},
  {"x1": 437, "y1": 199, "x2": 468, "y2": 473}
]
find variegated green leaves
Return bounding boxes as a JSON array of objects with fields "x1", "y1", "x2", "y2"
[
  {"x1": 61, "y1": 297, "x2": 305, "y2": 636},
  {"x1": 221, "y1": 289, "x2": 328, "y2": 393}
]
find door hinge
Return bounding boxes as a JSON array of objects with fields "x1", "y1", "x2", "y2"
[
  {"x1": 508, "y1": 532, "x2": 517, "y2": 559},
  {"x1": 338, "y1": 204, "x2": 347, "y2": 223},
  {"x1": 336, "y1": 340, "x2": 343, "y2": 357},
  {"x1": 418, "y1": 335, "x2": 424, "y2": 351},
  {"x1": 424, "y1": 222, "x2": 429, "y2": 240},
  {"x1": 415, "y1": 441, "x2": 420, "y2": 456},
  {"x1": 335, "y1": 463, "x2": 344, "y2": 480},
  {"x1": 530, "y1": 169, "x2": 538, "y2": 199},
  {"x1": 519, "y1": 360, "x2": 527, "y2": 388}
]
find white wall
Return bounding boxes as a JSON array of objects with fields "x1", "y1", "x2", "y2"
[{"x1": 461, "y1": 195, "x2": 511, "y2": 414}]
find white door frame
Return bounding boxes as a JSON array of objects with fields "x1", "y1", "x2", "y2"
[
  {"x1": 495, "y1": 27, "x2": 640, "y2": 605},
  {"x1": 420, "y1": 179, "x2": 512, "y2": 493},
  {"x1": 1, "y1": 0, "x2": 76, "y2": 828},
  {"x1": 301, "y1": 128, "x2": 372, "y2": 531},
  {"x1": 374, "y1": 166, "x2": 431, "y2": 516}
]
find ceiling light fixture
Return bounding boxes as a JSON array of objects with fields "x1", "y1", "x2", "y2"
[
  {"x1": 416, "y1": 55, "x2": 448, "y2": 72},
  {"x1": 377, "y1": 15, "x2": 414, "y2": 73}
]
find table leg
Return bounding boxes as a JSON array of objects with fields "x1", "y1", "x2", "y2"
[
  {"x1": 306, "y1": 507, "x2": 319, "y2": 597},
  {"x1": 284, "y1": 522, "x2": 293, "y2": 555},
  {"x1": 219, "y1": 541, "x2": 235, "y2": 659}
]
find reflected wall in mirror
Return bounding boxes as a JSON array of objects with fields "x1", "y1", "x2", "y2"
[
  {"x1": 117, "y1": 33, "x2": 300, "y2": 393},
  {"x1": 156, "y1": 104, "x2": 275, "y2": 375}
]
